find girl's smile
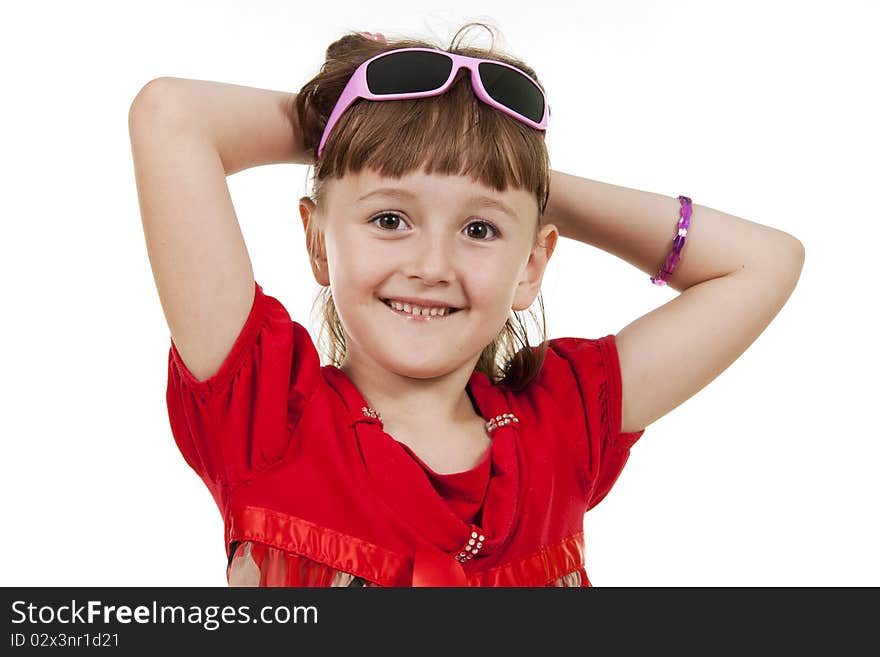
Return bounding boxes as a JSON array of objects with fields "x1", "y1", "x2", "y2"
[{"x1": 380, "y1": 296, "x2": 464, "y2": 322}]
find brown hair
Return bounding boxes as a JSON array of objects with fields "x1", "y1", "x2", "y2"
[{"x1": 293, "y1": 22, "x2": 552, "y2": 392}]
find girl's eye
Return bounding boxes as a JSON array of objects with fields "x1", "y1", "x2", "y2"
[
  {"x1": 464, "y1": 221, "x2": 499, "y2": 241},
  {"x1": 368, "y1": 212, "x2": 500, "y2": 240},
  {"x1": 369, "y1": 212, "x2": 406, "y2": 231}
]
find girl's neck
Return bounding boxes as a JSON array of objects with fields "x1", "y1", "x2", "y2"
[{"x1": 339, "y1": 357, "x2": 483, "y2": 431}]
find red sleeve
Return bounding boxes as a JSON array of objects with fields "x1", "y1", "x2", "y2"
[
  {"x1": 538, "y1": 334, "x2": 645, "y2": 510},
  {"x1": 165, "y1": 281, "x2": 321, "y2": 508}
]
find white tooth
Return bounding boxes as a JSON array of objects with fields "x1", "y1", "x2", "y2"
[{"x1": 387, "y1": 299, "x2": 450, "y2": 316}]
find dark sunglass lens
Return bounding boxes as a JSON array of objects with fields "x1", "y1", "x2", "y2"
[
  {"x1": 366, "y1": 51, "x2": 453, "y2": 94},
  {"x1": 478, "y1": 62, "x2": 545, "y2": 123}
]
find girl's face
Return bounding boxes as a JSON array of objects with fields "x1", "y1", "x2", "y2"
[{"x1": 300, "y1": 167, "x2": 558, "y2": 380}]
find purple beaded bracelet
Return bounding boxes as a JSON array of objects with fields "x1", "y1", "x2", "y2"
[{"x1": 650, "y1": 195, "x2": 693, "y2": 286}]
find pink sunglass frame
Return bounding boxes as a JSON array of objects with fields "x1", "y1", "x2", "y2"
[{"x1": 317, "y1": 47, "x2": 550, "y2": 158}]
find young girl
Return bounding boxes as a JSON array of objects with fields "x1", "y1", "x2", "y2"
[{"x1": 128, "y1": 25, "x2": 805, "y2": 587}]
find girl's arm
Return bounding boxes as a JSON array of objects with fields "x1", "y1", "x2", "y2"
[
  {"x1": 128, "y1": 78, "x2": 307, "y2": 383},
  {"x1": 145, "y1": 77, "x2": 313, "y2": 174},
  {"x1": 543, "y1": 171, "x2": 805, "y2": 433},
  {"x1": 544, "y1": 171, "x2": 803, "y2": 291}
]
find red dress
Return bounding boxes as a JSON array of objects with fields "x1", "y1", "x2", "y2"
[{"x1": 166, "y1": 281, "x2": 645, "y2": 587}]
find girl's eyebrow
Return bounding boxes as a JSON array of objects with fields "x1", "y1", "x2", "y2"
[{"x1": 356, "y1": 187, "x2": 519, "y2": 221}]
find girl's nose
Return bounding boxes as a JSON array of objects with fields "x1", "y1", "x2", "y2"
[{"x1": 405, "y1": 233, "x2": 456, "y2": 284}]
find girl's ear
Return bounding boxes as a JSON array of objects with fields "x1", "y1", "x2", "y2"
[
  {"x1": 299, "y1": 197, "x2": 330, "y2": 287},
  {"x1": 512, "y1": 223, "x2": 559, "y2": 311}
]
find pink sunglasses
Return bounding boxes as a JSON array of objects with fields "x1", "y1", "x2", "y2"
[{"x1": 317, "y1": 47, "x2": 550, "y2": 158}]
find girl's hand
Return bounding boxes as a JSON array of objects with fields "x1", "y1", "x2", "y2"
[{"x1": 361, "y1": 31, "x2": 386, "y2": 43}]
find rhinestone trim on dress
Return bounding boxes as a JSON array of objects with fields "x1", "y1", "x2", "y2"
[
  {"x1": 361, "y1": 406, "x2": 382, "y2": 422},
  {"x1": 485, "y1": 412, "x2": 519, "y2": 434},
  {"x1": 455, "y1": 529, "x2": 487, "y2": 562}
]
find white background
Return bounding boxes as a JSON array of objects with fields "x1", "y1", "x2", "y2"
[{"x1": 2, "y1": 0, "x2": 877, "y2": 587}]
